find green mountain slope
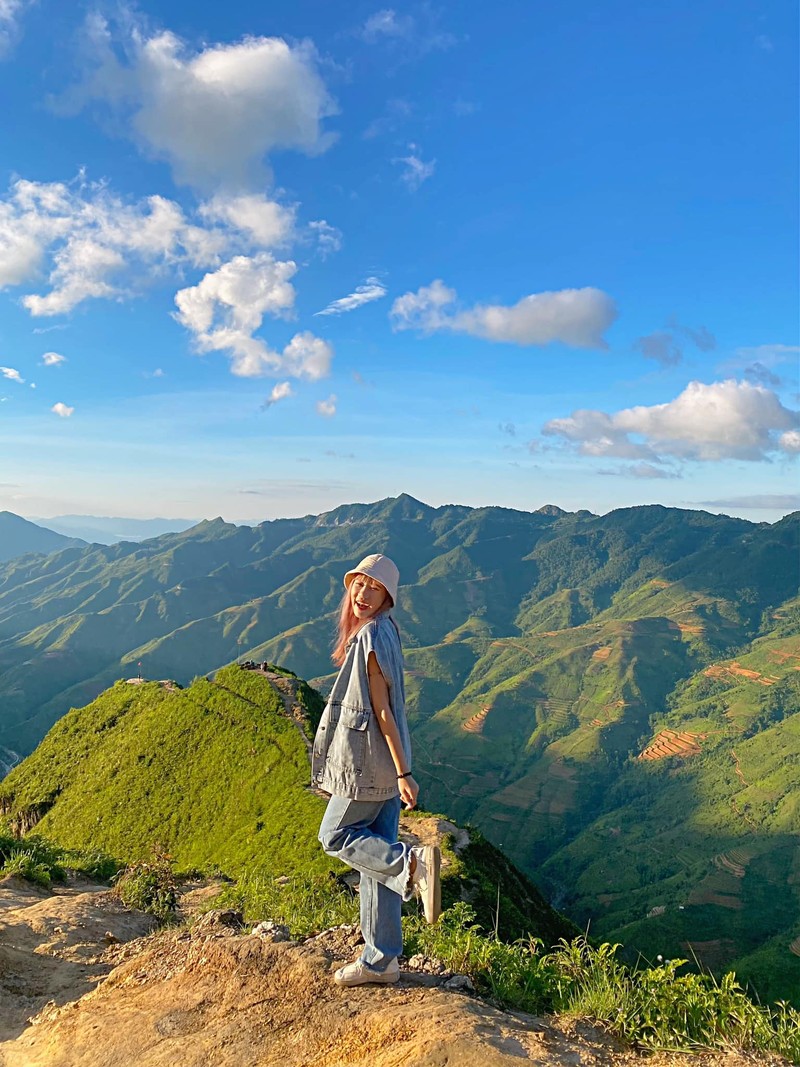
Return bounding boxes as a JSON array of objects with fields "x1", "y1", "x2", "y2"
[
  {"x1": 0, "y1": 496, "x2": 797, "y2": 999},
  {"x1": 0, "y1": 664, "x2": 573, "y2": 946}
]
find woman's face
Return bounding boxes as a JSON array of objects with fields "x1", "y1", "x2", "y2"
[{"x1": 349, "y1": 573, "x2": 389, "y2": 621}]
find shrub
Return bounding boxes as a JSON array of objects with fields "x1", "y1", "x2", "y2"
[
  {"x1": 1, "y1": 849, "x2": 56, "y2": 888},
  {"x1": 0, "y1": 835, "x2": 67, "y2": 887},
  {"x1": 114, "y1": 846, "x2": 177, "y2": 922}
]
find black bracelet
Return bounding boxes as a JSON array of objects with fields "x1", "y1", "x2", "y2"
[{"x1": 397, "y1": 771, "x2": 412, "y2": 779}]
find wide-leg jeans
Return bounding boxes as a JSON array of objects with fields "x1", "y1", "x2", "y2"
[{"x1": 318, "y1": 794, "x2": 411, "y2": 972}]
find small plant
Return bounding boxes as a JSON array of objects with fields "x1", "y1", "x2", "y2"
[
  {"x1": 404, "y1": 902, "x2": 558, "y2": 1013},
  {"x1": 217, "y1": 873, "x2": 359, "y2": 936},
  {"x1": 1, "y1": 849, "x2": 56, "y2": 888},
  {"x1": 0, "y1": 834, "x2": 67, "y2": 887},
  {"x1": 114, "y1": 846, "x2": 177, "y2": 922}
]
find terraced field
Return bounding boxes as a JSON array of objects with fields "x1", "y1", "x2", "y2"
[{"x1": 639, "y1": 729, "x2": 708, "y2": 761}]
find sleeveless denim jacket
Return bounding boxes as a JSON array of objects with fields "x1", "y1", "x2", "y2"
[{"x1": 311, "y1": 613, "x2": 411, "y2": 800}]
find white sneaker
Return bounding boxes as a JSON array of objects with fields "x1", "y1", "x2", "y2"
[
  {"x1": 333, "y1": 958, "x2": 400, "y2": 986},
  {"x1": 411, "y1": 845, "x2": 441, "y2": 924}
]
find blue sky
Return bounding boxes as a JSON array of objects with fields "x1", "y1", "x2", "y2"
[{"x1": 0, "y1": 0, "x2": 797, "y2": 524}]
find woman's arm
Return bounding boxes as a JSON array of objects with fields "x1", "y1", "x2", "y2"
[{"x1": 367, "y1": 650, "x2": 419, "y2": 809}]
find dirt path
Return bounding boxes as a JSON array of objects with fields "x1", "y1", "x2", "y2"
[
  {"x1": 1, "y1": 880, "x2": 787, "y2": 1067},
  {"x1": 0, "y1": 874, "x2": 156, "y2": 1045}
]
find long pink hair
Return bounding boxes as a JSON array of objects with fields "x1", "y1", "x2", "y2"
[{"x1": 331, "y1": 585, "x2": 391, "y2": 666}]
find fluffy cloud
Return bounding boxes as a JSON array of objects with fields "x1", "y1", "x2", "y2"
[
  {"x1": 51, "y1": 402, "x2": 74, "y2": 417},
  {"x1": 394, "y1": 145, "x2": 435, "y2": 190},
  {"x1": 316, "y1": 394, "x2": 337, "y2": 417},
  {"x1": 0, "y1": 177, "x2": 293, "y2": 316},
  {"x1": 199, "y1": 194, "x2": 294, "y2": 247},
  {"x1": 61, "y1": 17, "x2": 337, "y2": 190},
  {"x1": 391, "y1": 280, "x2": 617, "y2": 349},
  {"x1": 543, "y1": 379, "x2": 800, "y2": 462},
  {"x1": 41, "y1": 351, "x2": 66, "y2": 366},
  {"x1": 315, "y1": 277, "x2": 387, "y2": 316},
  {"x1": 263, "y1": 381, "x2": 293, "y2": 408},
  {"x1": 0, "y1": 366, "x2": 24, "y2": 383},
  {"x1": 174, "y1": 255, "x2": 332, "y2": 379}
]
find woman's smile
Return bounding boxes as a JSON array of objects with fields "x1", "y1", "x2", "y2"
[{"x1": 350, "y1": 575, "x2": 388, "y2": 619}]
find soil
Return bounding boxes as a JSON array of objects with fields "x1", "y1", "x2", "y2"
[{"x1": 0, "y1": 875, "x2": 790, "y2": 1067}]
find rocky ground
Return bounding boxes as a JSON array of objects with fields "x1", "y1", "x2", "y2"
[{"x1": 0, "y1": 874, "x2": 790, "y2": 1067}]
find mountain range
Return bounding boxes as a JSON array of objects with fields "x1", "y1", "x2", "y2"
[
  {"x1": 0, "y1": 494, "x2": 797, "y2": 1001},
  {"x1": 26, "y1": 515, "x2": 200, "y2": 545},
  {"x1": 0, "y1": 512, "x2": 85, "y2": 563}
]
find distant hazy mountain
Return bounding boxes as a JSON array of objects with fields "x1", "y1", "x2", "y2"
[
  {"x1": 0, "y1": 494, "x2": 797, "y2": 1001},
  {"x1": 27, "y1": 514, "x2": 200, "y2": 545},
  {"x1": 0, "y1": 511, "x2": 85, "y2": 563}
]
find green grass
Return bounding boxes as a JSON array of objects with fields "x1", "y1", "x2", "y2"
[
  {"x1": 0, "y1": 667, "x2": 335, "y2": 883},
  {"x1": 0, "y1": 830, "x2": 119, "y2": 886},
  {"x1": 404, "y1": 903, "x2": 800, "y2": 1060}
]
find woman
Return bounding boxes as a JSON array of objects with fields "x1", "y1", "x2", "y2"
[{"x1": 313, "y1": 553, "x2": 441, "y2": 987}]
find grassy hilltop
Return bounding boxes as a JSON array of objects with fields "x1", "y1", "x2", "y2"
[
  {"x1": 0, "y1": 496, "x2": 797, "y2": 1001},
  {"x1": 0, "y1": 664, "x2": 573, "y2": 948}
]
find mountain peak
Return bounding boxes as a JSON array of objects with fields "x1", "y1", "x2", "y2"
[{"x1": 535, "y1": 504, "x2": 568, "y2": 516}]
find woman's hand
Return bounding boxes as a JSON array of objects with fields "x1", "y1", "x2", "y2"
[{"x1": 399, "y1": 774, "x2": 419, "y2": 810}]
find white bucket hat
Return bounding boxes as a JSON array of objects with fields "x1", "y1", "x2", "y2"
[{"x1": 343, "y1": 553, "x2": 400, "y2": 607}]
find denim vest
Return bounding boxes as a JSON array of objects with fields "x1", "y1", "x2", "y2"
[{"x1": 312, "y1": 613, "x2": 411, "y2": 800}]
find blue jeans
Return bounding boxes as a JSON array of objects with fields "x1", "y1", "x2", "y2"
[{"x1": 318, "y1": 794, "x2": 411, "y2": 971}]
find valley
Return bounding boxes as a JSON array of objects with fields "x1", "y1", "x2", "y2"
[{"x1": 0, "y1": 496, "x2": 798, "y2": 1002}]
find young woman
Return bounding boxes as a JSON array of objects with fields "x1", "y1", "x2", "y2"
[{"x1": 312, "y1": 553, "x2": 441, "y2": 987}]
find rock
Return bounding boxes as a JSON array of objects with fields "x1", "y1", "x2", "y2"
[
  {"x1": 193, "y1": 909, "x2": 243, "y2": 936},
  {"x1": 443, "y1": 974, "x2": 476, "y2": 993},
  {"x1": 251, "y1": 921, "x2": 291, "y2": 943}
]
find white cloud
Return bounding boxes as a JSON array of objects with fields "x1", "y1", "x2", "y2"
[
  {"x1": 315, "y1": 277, "x2": 387, "y2": 316},
  {"x1": 51, "y1": 402, "x2": 74, "y2": 417},
  {"x1": 316, "y1": 394, "x2": 337, "y2": 417},
  {"x1": 0, "y1": 0, "x2": 29, "y2": 58},
  {"x1": 394, "y1": 144, "x2": 435, "y2": 190},
  {"x1": 41, "y1": 351, "x2": 66, "y2": 366},
  {"x1": 0, "y1": 365, "x2": 24, "y2": 383},
  {"x1": 308, "y1": 220, "x2": 342, "y2": 259},
  {"x1": 543, "y1": 379, "x2": 800, "y2": 462},
  {"x1": 174, "y1": 255, "x2": 332, "y2": 379},
  {"x1": 61, "y1": 17, "x2": 337, "y2": 191},
  {"x1": 0, "y1": 177, "x2": 296, "y2": 317},
  {"x1": 263, "y1": 381, "x2": 293, "y2": 408},
  {"x1": 391, "y1": 280, "x2": 617, "y2": 349},
  {"x1": 199, "y1": 194, "x2": 295, "y2": 247}
]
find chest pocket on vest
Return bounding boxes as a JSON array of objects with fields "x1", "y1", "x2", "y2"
[{"x1": 330, "y1": 704, "x2": 371, "y2": 776}]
